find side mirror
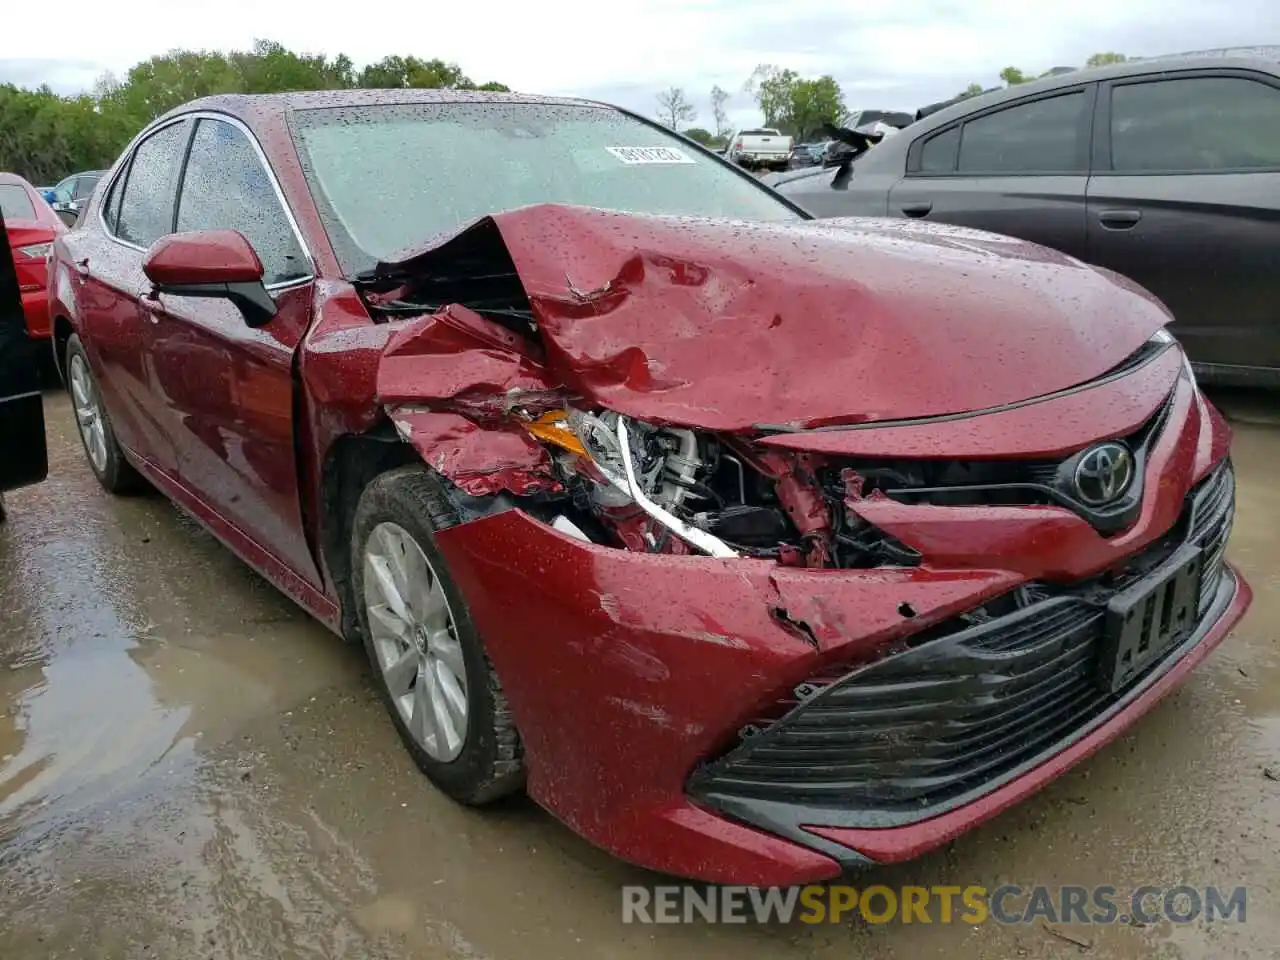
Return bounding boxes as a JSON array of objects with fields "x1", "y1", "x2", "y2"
[
  {"x1": 56, "y1": 209, "x2": 78, "y2": 228},
  {"x1": 142, "y1": 229, "x2": 276, "y2": 327}
]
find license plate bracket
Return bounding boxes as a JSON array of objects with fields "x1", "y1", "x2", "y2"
[{"x1": 1098, "y1": 544, "x2": 1202, "y2": 693}]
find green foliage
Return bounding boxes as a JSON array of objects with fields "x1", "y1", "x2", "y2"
[
  {"x1": 1086, "y1": 51, "x2": 1128, "y2": 67},
  {"x1": 748, "y1": 66, "x2": 845, "y2": 139},
  {"x1": 0, "y1": 40, "x2": 508, "y2": 185},
  {"x1": 681, "y1": 127, "x2": 715, "y2": 146},
  {"x1": 356, "y1": 54, "x2": 504, "y2": 91},
  {"x1": 959, "y1": 52, "x2": 1130, "y2": 101}
]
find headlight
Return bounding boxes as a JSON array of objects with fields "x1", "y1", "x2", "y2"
[
  {"x1": 1181, "y1": 350, "x2": 1198, "y2": 388},
  {"x1": 522, "y1": 408, "x2": 739, "y2": 558},
  {"x1": 1147, "y1": 328, "x2": 1196, "y2": 386},
  {"x1": 18, "y1": 243, "x2": 52, "y2": 261}
]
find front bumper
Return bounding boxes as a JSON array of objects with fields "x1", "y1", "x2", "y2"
[{"x1": 431, "y1": 378, "x2": 1249, "y2": 885}]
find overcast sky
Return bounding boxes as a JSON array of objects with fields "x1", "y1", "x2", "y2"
[{"x1": 1, "y1": 0, "x2": 1275, "y2": 128}]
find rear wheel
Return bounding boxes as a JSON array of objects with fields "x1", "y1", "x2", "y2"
[
  {"x1": 65, "y1": 334, "x2": 143, "y2": 494},
  {"x1": 351, "y1": 465, "x2": 524, "y2": 804}
]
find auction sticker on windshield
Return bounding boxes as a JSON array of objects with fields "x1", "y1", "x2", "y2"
[{"x1": 606, "y1": 146, "x2": 696, "y2": 164}]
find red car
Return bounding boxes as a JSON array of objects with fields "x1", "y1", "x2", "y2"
[
  {"x1": 48, "y1": 91, "x2": 1249, "y2": 884},
  {"x1": 0, "y1": 172, "x2": 65, "y2": 340}
]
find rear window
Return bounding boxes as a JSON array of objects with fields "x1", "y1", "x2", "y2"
[
  {"x1": 851, "y1": 110, "x2": 915, "y2": 129},
  {"x1": 957, "y1": 92, "x2": 1086, "y2": 173},
  {"x1": 0, "y1": 185, "x2": 36, "y2": 221},
  {"x1": 291, "y1": 102, "x2": 800, "y2": 276},
  {"x1": 740, "y1": 128, "x2": 782, "y2": 136}
]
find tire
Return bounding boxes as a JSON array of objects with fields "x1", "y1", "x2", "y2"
[
  {"x1": 65, "y1": 333, "x2": 144, "y2": 495},
  {"x1": 350, "y1": 464, "x2": 524, "y2": 804}
]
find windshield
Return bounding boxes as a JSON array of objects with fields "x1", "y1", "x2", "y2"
[
  {"x1": 0, "y1": 185, "x2": 36, "y2": 221},
  {"x1": 291, "y1": 101, "x2": 801, "y2": 275}
]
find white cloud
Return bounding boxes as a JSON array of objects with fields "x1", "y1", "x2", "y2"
[{"x1": 1, "y1": 0, "x2": 1275, "y2": 124}]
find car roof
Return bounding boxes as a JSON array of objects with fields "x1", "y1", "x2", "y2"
[
  {"x1": 0, "y1": 172, "x2": 35, "y2": 188},
  {"x1": 911, "y1": 54, "x2": 1280, "y2": 133},
  {"x1": 155, "y1": 88, "x2": 607, "y2": 127}
]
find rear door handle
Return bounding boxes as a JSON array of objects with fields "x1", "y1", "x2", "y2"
[
  {"x1": 1098, "y1": 209, "x2": 1142, "y2": 229},
  {"x1": 899, "y1": 201, "x2": 933, "y2": 218}
]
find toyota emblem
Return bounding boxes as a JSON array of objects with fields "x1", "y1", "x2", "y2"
[{"x1": 1073, "y1": 442, "x2": 1135, "y2": 506}]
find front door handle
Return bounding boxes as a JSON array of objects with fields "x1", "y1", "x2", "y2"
[
  {"x1": 1098, "y1": 209, "x2": 1142, "y2": 229},
  {"x1": 138, "y1": 296, "x2": 161, "y2": 323},
  {"x1": 899, "y1": 201, "x2": 933, "y2": 218}
]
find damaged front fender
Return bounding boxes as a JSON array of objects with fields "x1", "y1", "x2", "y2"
[
  {"x1": 377, "y1": 303, "x2": 568, "y2": 497},
  {"x1": 387, "y1": 407, "x2": 561, "y2": 498}
]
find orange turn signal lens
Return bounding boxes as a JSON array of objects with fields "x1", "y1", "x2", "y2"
[{"x1": 524, "y1": 411, "x2": 588, "y2": 457}]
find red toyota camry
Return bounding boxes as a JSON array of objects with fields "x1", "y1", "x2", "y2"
[
  {"x1": 0, "y1": 171, "x2": 65, "y2": 340},
  {"x1": 48, "y1": 90, "x2": 1249, "y2": 884}
]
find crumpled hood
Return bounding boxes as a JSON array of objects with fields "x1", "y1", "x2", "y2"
[{"x1": 381, "y1": 204, "x2": 1171, "y2": 431}]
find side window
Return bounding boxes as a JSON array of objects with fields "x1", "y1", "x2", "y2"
[
  {"x1": 1110, "y1": 76, "x2": 1280, "y2": 172},
  {"x1": 956, "y1": 91, "x2": 1086, "y2": 173},
  {"x1": 918, "y1": 126, "x2": 960, "y2": 173},
  {"x1": 53, "y1": 178, "x2": 76, "y2": 204},
  {"x1": 101, "y1": 169, "x2": 126, "y2": 233},
  {"x1": 73, "y1": 176, "x2": 99, "y2": 201},
  {"x1": 176, "y1": 119, "x2": 309, "y2": 286},
  {"x1": 116, "y1": 122, "x2": 188, "y2": 248}
]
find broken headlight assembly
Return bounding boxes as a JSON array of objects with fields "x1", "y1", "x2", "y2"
[
  {"x1": 519, "y1": 408, "x2": 920, "y2": 568},
  {"x1": 524, "y1": 409, "x2": 741, "y2": 558}
]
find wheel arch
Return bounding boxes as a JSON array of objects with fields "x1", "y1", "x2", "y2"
[
  {"x1": 318, "y1": 427, "x2": 420, "y2": 642},
  {"x1": 51, "y1": 314, "x2": 75, "y2": 385}
]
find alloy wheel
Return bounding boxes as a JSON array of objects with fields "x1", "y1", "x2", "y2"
[
  {"x1": 362, "y1": 521, "x2": 469, "y2": 761},
  {"x1": 69, "y1": 353, "x2": 107, "y2": 475}
]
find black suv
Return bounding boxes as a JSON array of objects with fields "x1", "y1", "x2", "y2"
[{"x1": 776, "y1": 54, "x2": 1280, "y2": 386}]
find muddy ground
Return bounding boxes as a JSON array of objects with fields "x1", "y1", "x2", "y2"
[{"x1": 1, "y1": 389, "x2": 1277, "y2": 960}]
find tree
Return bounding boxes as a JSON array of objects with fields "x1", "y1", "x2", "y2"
[
  {"x1": 356, "y1": 55, "x2": 501, "y2": 90},
  {"x1": 655, "y1": 86, "x2": 696, "y2": 130},
  {"x1": 0, "y1": 42, "x2": 512, "y2": 185},
  {"x1": 710, "y1": 84, "x2": 731, "y2": 137},
  {"x1": 1087, "y1": 51, "x2": 1128, "y2": 67},
  {"x1": 747, "y1": 66, "x2": 845, "y2": 139},
  {"x1": 999, "y1": 66, "x2": 1030, "y2": 86},
  {"x1": 682, "y1": 127, "x2": 715, "y2": 146},
  {"x1": 956, "y1": 82, "x2": 986, "y2": 99},
  {"x1": 789, "y1": 76, "x2": 845, "y2": 140},
  {"x1": 750, "y1": 65, "x2": 797, "y2": 128}
]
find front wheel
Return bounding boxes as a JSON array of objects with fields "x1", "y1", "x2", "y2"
[
  {"x1": 350, "y1": 465, "x2": 524, "y2": 805},
  {"x1": 65, "y1": 334, "x2": 143, "y2": 494}
]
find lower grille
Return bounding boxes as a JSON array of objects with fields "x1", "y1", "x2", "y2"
[
  {"x1": 1189, "y1": 460, "x2": 1234, "y2": 613},
  {"x1": 689, "y1": 461, "x2": 1236, "y2": 828}
]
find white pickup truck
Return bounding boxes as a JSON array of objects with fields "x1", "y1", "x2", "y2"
[{"x1": 725, "y1": 128, "x2": 793, "y2": 171}]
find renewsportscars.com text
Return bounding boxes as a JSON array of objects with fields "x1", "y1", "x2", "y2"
[{"x1": 621, "y1": 884, "x2": 1248, "y2": 925}]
